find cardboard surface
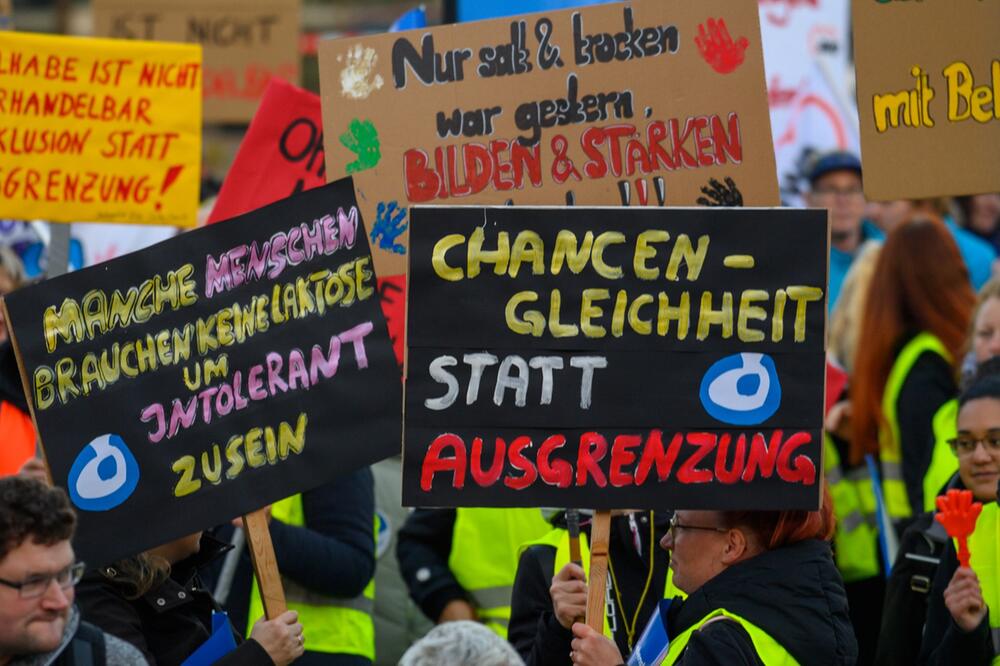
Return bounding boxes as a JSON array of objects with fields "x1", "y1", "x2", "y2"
[
  {"x1": 93, "y1": 0, "x2": 300, "y2": 123},
  {"x1": 0, "y1": 32, "x2": 201, "y2": 226},
  {"x1": 404, "y1": 205, "x2": 828, "y2": 510},
  {"x1": 320, "y1": 0, "x2": 778, "y2": 278},
  {"x1": 5, "y1": 178, "x2": 401, "y2": 566},
  {"x1": 854, "y1": 0, "x2": 1000, "y2": 200}
]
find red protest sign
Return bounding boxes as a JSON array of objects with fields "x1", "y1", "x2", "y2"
[
  {"x1": 208, "y1": 78, "x2": 325, "y2": 224},
  {"x1": 208, "y1": 79, "x2": 407, "y2": 368}
]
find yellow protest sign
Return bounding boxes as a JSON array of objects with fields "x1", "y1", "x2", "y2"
[{"x1": 0, "y1": 32, "x2": 202, "y2": 226}]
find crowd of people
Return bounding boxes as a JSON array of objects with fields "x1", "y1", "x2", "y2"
[{"x1": 2, "y1": 135, "x2": 1000, "y2": 666}]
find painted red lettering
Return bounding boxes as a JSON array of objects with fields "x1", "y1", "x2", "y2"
[
  {"x1": 505, "y1": 436, "x2": 538, "y2": 490},
  {"x1": 677, "y1": 433, "x2": 715, "y2": 484},
  {"x1": 420, "y1": 433, "x2": 467, "y2": 491},
  {"x1": 576, "y1": 432, "x2": 608, "y2": 487},
  {"x1": 714, "y1": 433, "x2": 747, "y2": 484},
  {"x1": 777, "y1": 431, "x2": 816, "y2": 484},
  {"x1": 609, "y1": 434, "x2": 641, "y2": 487},
  {"x1": 470, "y1": 436, "x2": 504, "y2": 487},
  {"x1": 537, "y1": 434, "x2": 572, "y2": 488},
  {"x1": 634, "y1": 430, "x2": 681, "y2": 484},
  {"x1": 743, "y1": 431, "x2": 782, "y2": 481}
]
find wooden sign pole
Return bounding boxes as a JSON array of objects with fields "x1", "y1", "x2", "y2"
[
  {"x1": 585, "y1": 510, "x2": 611, "y2": 632},
  {"x1": 242, "y1": 509, "x2": 287, "y2": 619}
]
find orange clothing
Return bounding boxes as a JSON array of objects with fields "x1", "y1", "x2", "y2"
[{"x1": 0, "y1": 400, "x2": 35, "y2": 476}]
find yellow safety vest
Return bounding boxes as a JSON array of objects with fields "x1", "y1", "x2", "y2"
[
  {"x1": 521, "y1": 523, "x2": 683, "y2": 642},
  {"x1": 665, "y1": 608, "x2": 799, "y2": 665},
  {"x1": 879, "y1": 333, "x2": 958, "y2": 519},
  {"x1": 448, "y1": 507, "x2": 551, "y2": 638},
  {"x1": 825, "y1": 435, "x2": 880, "y2": 582},
  {"x1": 248, "y1": 493, "x2": 375, "y2": 660},
  {"x1": 961, "y1": 502, "x2": 1000, "y2": 664}
]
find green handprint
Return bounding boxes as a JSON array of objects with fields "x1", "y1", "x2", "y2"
[{"x1": 339, "y1": 118, "x2": 381, "y2": 174}]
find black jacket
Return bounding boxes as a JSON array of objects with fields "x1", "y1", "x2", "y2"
[
  {"x1": 75, "y1": 534, "x2": 272, "y2": 666},
  {"x1": 918, "y1": 515, "x2": 996, "y2": 665},
  {"x1": 508, "y1": 511, "x2": 671, "y2": 666},
  {"x1": 666, "y1": 539, "x2": 857, "y2": 665},
  {"x1": 876, "y1": 474, "x2": 961, "y2": 666},
  {"x1": 396, "y1": 508, "x2": 465, "y2": 622}
]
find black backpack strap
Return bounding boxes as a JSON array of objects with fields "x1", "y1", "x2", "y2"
[{"x1": 65, "y1": 622, "x2": 106, "y2": 666}]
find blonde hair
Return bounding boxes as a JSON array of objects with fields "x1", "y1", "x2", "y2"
[
  {"x1": 970, "y1": 276, "x2": 1000, "y2": 340},
  {"x1": 830, "y1": 240, "x2": 882, "y2": 372}
]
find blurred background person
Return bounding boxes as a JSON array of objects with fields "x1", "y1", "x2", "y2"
[
  {"x1": 825, "y1": 240, "x2": 884, "y2": 663},
  {"x1": 955, "y1": 193, "x2": 1000, "y2": 255},
  {"x1": 0, "y1": 246, "x2": 35, "y2": 478},
  {"x1": 803, "y1": 150, "x2": 882, "y2": 312},
  {"x1": 865, "y1": 197, "x2": 994, "y2": 291},
  {"x1": 509, "y1": 510, "x2": 673, "y2": 666},
  {"x1": 852, "y1": 215, "x2": 975, "y2": 529},
  {"x1": 398, "y1": 621, "x2": 524, "y2": 666},
  {"x1": 967, "y1": 277, "x2": 1000, "y2": 380},
  {"x1": 397, "y1": 508, "x2": 549, "y2": 638},
  {"x1": 211, "y1": 470, "x2": 377, "y2": 666},
  {"x1": 77, "y1": 530, "x2": 303, "y2": 665}
]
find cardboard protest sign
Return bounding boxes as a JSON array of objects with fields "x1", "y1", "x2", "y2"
[
  {"x1": 854, "y1": 0, "x2": 1000, "y2": 200},
  {"x1": 404, "y1": 206, "x2": 828, "y2": 509},
  {"x1": 319, "y1": 0, "x2": 779, "y2": 279},
  {"x1": 0, "y1": 32, "x2": 201, "y2": 226},
  {"x1": 4, "y1": 178, "x2": 401, "y2": 566},
  {"x1": 207, "y1": 78, "x2": 406, "y2": 365},
  {"x1": 93, "y1": 0, "x2": 300, "y2": 123}
]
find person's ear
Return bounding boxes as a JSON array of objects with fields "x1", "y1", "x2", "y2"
[{"x1": 720, "y1": 528, "x2": 748, "y2": 565}]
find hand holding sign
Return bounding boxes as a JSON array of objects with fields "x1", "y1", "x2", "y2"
[{"x1": 935, "y1": 489, "x2": 982, "y2": 568}]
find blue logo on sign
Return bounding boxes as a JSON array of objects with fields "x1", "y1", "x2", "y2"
[
  {"x1": 67, "y1": 434, "x2": 140, "y2": 512},
  {"x1": 699, "y1": 353, "x2": 782, "y2": 426}
]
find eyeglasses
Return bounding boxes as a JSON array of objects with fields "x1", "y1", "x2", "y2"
[
  {"x1": 812, "y1": 186, "x2": 864, "y2": 199},
  {"x1": 0, "y1": 562, "x2": 85, "y2": 599},
  {"x1": 668, "y1": 514, "x2": 728, "y2": 536},
  {"x1": 947, "y1": 433, "x2": 1000, "y2": 457}
]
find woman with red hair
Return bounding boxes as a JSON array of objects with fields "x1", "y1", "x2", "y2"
[
  {"x1": 851, "y1": 215, "x2": 975, "y2": 524},
  {"x1": 567, "y1": 488, "x2": 858, "y2": 664}
]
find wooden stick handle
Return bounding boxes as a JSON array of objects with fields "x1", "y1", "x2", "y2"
[
  {"x1": 585, "y1": 510, "x2": 611, "y2": 632},
  {"x1": 243, "y1": 508, "x2": 287, "y2": 619}
]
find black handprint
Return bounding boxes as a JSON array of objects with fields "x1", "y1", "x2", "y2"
[{"x1": 696, "y1": 177, "x2": 744, "y2": 207}]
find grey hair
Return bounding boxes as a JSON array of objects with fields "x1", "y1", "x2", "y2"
[{"x1": 399, "y1": 621, "x2": 525, "y2": 666}]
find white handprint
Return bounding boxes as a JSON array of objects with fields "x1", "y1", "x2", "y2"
[{"x1": 340, "y1": 44, "x2": 384, "y2": 100}]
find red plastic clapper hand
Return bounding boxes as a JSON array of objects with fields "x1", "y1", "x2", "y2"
[
  {"x1": 935, "y1": 489, "x2": 983, "y2": 568},
  {"x1": 694, "y1": 18, "x2": 749, "y2": 75}
]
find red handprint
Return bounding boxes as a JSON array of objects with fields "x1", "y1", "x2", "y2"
[
  {"x1": 935, "y1": 489, "x2": 983, "y2": 568},
  {"x1": 695, "y1": 18, "x2": 750, "y2": 75}
]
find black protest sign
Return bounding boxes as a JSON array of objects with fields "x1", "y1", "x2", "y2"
[
  {"x1": 4, "y1": 178, "x2": 401, "y2": 566},
  {"x1": 404, "y1": 206, "x2": 828, "y2": 510}
]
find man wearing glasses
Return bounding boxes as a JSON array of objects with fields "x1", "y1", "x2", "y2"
[
  {"x1": 803, "y1": 150, "x2": 883, "y2": 312},
  {"x1": 0, "y1": 476, "x2": 145, "y2": 665}
]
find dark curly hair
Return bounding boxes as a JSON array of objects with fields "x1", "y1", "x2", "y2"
[{"x1": 0, "y1": 476, "x2": 76, "y2": 561}]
